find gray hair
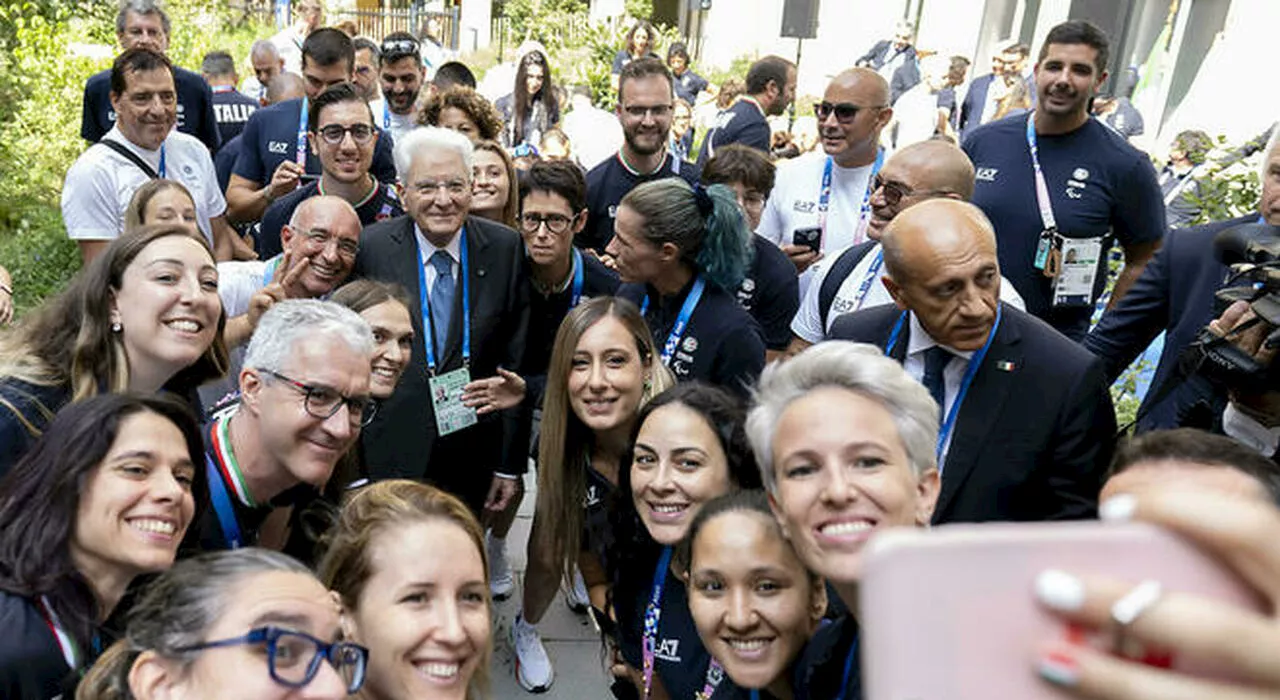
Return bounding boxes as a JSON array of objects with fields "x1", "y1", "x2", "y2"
[
  {"x1": 76, "y1": 549, "x2": 311, "y2": 698},
  {"x1": 746, "y1": 341, "x2": 939, "y2": 494},
  {"x1": 116, "y1": 0, "x2": 171, "y2": 36},
  {"x1": 1260, "y1": 122, "x2": 1280, "y2": 183},
  {"x1": 250, "y1": 38, "x2": 281, "y2": 60},
  {"x1": 243, "y1": 299, "x2": 374, "y2": 373},
  {"x1": 394, "y1": 125, "x2": 475, "y2": 184}
]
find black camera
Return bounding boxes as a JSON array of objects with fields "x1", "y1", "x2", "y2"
[{"x1": 1180, "y1": 222, "x2": 1280, "y2": 390}]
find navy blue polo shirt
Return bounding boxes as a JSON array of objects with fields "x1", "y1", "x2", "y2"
[
  {"x1": 963, "y1": 115, "x2": 1165, "y2": 339},
  {"x1": 231, "y1": 98, "x2": 398, "y2": 190},
  {"x1": 215, "y1": 134, "x2": 242, "y2": 194},
  {"x1": 0, "y1": 592, "x2": 74, "y2": 699},
  {"x1": 81, "y1": 66, "x2": 221, "y2": 151},
  {"x1": 794, "y1": 614, "x2": 861, "y2": 700},
  {"x1": 617, "y1": 564, "x2": 722, "y2": 700},
  {"x1": 674, "y1": 69, "x2": 709, "y2": 105},
  {"x1": 212, "y1": 86, "x2": 259, "y2": 145},
  {"x1": 581, "y1": 152, "x2": 700, "y2": 253},
  {"x1": 698, "y1": 99, "x2": 770, "y2": 162},
  {"x1": 737, "y1": 234, "x2": 799, "y2": 351},
  {"x1": 257, "y1": 180, "x2": 404, "y2": 258},
  {"x1": 619, "y1": 277, "x2": 765, "y2": 397}
]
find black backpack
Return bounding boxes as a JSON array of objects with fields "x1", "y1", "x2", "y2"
[{"x1": 817, "y1": 240, "x2": 879, "y2": 330}]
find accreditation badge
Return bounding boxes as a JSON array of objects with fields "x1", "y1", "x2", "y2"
[
  {"x1": 1052, "y1": 236, "x2": 1104, "y2": 308},
  {"x1": 429, "y1": 366, "x2": 478, "y2": 436}
]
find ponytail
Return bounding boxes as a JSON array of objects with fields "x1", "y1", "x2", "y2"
[
  {"x1": 620, "y1": 179, "x2": 753, "y2": 292},
  {"x1": 692, "y1": 183, "x2": 752, "y2": 291},
  {"x1": 76, "y1": 640, "x2": 134, "y2": 700}
]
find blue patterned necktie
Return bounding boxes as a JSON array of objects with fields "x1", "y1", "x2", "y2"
[{"x1": 429, "y1": 250, "x2": 454, "y2": 358}]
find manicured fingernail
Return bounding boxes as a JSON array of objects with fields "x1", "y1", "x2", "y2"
[
  {"x1": 1035, "y1": 569, "x2": 1085, "y2": 611},
  {"x1": 1100, "y1": 494, "x2": 1137, "y2": 522},
  {"x1": 1038, "y1": 647, "x2": 1080, "y2": 687}
]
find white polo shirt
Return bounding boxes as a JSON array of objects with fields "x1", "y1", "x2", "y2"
[{"x1": 61, "y1": 125, "x2": 226, "y2": 244}]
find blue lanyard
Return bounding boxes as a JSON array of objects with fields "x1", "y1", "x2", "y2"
[
  {"x1": 850, "y1": 248, "x2": 885, "y2": 311},
  {"x1": 835, "y1": 634, "x2": 859, "y2": 700},
  {"x1": 205, "y1": 455, "x2": 243, "y2": 548},
  {"x1": 570, "y1": 247, "x2": 585, "y2": 307},
  {"x1": 1025, "y1": 114, "x2": 1058, "y2": 232},
  {"x1": 884, "y1": 306, "x2": 1003, "y2": 461},
  {"x1": 640, "y1": 276, "x2": 706, "y2": 366},
  {"x1": 641, "y1": 546, "x2": 674, "y2": 699},
  {"x1": 262, "y1": 255, "x2": 281, "y2": 286},
  {"x1": 158, "y1": 144, "x2": 167, "y2": 178},
  {"x1": 750, "y1": 691, "x2": 759, "y2": 700},
  {"x1": 414, "y1": 230, "x2": 472, "y2": 373},
  {"x1": 383, "y1": 100, "x2": 391, "y2": 130},
  {"x1": 296, "y1": 96, "x2": 309, "y2": 168},
  {"x1": 818, "y1": 148, "x2": 884, "y2": 246}
]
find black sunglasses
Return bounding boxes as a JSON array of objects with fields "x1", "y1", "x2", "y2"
[{"x1": 814, "y1": 101, "x2": 884, "y2": 124}]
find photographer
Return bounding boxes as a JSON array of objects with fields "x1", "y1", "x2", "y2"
[
  {"x1": 1084, "y1": 126, "x2": 1280, "y2": 431},
  {"x1": 1204, "y1": 299, "x2": 1280, "y2": 457}
]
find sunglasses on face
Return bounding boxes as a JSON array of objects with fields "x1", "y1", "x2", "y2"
[
  {"x1": 873, "y1": 174, "x2": 949, "y2": 207},
  {"x1": 814, "y1": 101, "x2": 883, "y2": 124}
]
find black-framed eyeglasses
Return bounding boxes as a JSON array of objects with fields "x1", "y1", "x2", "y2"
[
  {"x1": 262, "y1": 369, "x2": 378, "y2": 427},
  {"x1": 872, "y1": 174, "x2": 950, "y2": 207},
  {"x1": 519, "y1": 212, "x2": 577, "y2": 235},
  {"x1": 174, "y1": 626, "x2": 368, "y2": 693},
  {"x1": 814, "y1": 101, "x2": 884, "y2": 124},
  {"x1": 317, "y1": 124, "x2": 375, "y2": 146}
]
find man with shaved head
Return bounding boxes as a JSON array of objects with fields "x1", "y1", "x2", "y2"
[
  {"x1": 757, "y1": 67, "x2": 893, "y2": 293},
  {"x1": 828, "y1": 199, "x2": 1115, "y2": 523},
  {"x1": 789, "y1": 140, "x2": 1026, "y2": 351}
]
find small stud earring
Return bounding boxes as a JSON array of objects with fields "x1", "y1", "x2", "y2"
[{"x1": 111, "y1": 322, "x2": 122, "y2": 333}]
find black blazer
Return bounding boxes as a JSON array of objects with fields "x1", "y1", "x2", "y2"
[
  {"x1": 1085, "y1": 215, "x2": 1254, "y2": 431},
  {"x1": 352, "y1": 215, "x2": 530, "y2": 513},
  {"x1": 829, "y1": 303, "x2": 1115, "y2": 523},
  {"x1": 957, "y1": 73, "x2": 996, "y2": 139}
]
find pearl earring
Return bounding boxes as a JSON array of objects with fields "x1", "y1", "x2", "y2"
[{"x1": 111, "y1": 322, "x2": 122, "y2": 333}]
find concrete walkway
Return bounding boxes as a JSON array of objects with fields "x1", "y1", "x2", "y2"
[{"x1": 488, "y1": 470, "x2": 614, "y2": 699}]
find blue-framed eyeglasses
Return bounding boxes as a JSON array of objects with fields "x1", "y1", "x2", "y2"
[{"x1": 174, "y1": 626, "x2": 368, "y2": 693}]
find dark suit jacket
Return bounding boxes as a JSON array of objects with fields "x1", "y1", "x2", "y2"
[
  {"x1": 1085, "y1": 215, "x2": 1254, "y2": 431},
  {"x1": 829, "y1": 303, "x2": 1115, "y2": 523},
  {"x1": 858, "y1": 40, "x2": 920, "y2": 104},
  {"x1": 352, "y1": 215, "x2": 530, "y2": 513},
  {"x1": 957, "y1": 73, "x2": 996, "y2": 139}
]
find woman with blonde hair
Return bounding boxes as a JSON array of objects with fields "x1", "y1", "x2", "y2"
[
  {"x1": 469, "y1": 140, "x2": 520, "y2": 229},
  {"x1": 124, "y1": 179, "x2": 200, "y2": 236},
  {"x1": 320, "y1": 479, "x2": 492, "y2": 700},
  {"x1": 507, "y1": 296, "x2": 673, "y2": 693}
]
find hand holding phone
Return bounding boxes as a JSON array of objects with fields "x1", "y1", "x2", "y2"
[{"x1": 792, "y1": 226, "x2": 822, "y2": 253}]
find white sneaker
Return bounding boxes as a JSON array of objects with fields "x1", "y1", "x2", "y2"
[
  {"x1": 488, "y1": 533, "x2": 514, "y2": 601},
  {"x1": 511, "y1": 613, "x2": 554, "y2": 692},
  {"x1": 564, "y1": 568, "x2": 589, "y2": 614}
]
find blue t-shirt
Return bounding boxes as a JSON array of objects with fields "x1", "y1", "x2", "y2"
[
  {"x1": 674, "y1": 69, "x2": 709, "y2": 105},
  {"x1": 215, "y1": 134, "x2": 242, "y2": 194},
  {"x1": 963, "y1": 115, "x2": 1165, "y2": 339},
  {"x1": 737, "y1": 234, "x2": 799, "y2": 351},
  {"x1": 258, "y1": 180, "x2": 404, "y2": 258},
  {"x1": 81, "y1": 66, "x2": 221, "y2": 151},
  {"x1": 698, "y1": 99, "x2": 770, "y2": 162},
  {"x1": 582, "y1": 151, "x2": 700, "y2": 253},
  {"x1": 212, "y1": 86, "x2": 259, "y2": 146},
  {"x1": 231, "y1": 98, "x2": 398, "y2": 191},
  {"x1": 618, "y1": 565, "x2": 727, "y2": 700}
]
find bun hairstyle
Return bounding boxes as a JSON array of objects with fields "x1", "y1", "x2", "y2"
[{"x1": 619, "y1": 179, "x2": 752, "y2": 291}]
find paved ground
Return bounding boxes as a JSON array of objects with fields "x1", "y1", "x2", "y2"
[{"x1": 488, "y1": 470, "x2": 614, "y2": 699}]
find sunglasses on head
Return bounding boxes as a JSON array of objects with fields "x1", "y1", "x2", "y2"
[
  {"x1": 814, "y1": 101, "x2": 883, "y2": 124},
  {"x1": 380, "y1": 38, "x2": 419, "y2": 58}
]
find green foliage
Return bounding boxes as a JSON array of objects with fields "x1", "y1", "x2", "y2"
[
  {"x1": 623, "y1": 0, "x2": 652, "y2": 20},
  {"x1": 704, "y1": 53, "x2": 753, "y2": 87},
  {"x1": 0, "y1": 0, "x2": 270, "y2": 317},
  {"x1": 1188, "y1": 137, "x2": 1264, "y2": 225}
]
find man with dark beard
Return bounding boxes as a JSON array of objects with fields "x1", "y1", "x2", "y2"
[
  {"x1": 368, "y1": 32, "x2": 425, "y2": 144},
  {"x1": 580, "y1": 57, "x2": 700, "y2": 254}
]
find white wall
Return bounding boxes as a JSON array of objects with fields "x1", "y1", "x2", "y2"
[{"x1": 459, "y1": 0, "x2": 491, "y2": 53}]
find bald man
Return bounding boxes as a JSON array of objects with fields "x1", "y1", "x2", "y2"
[
  {"x1": 757, "y1": 68, "x2": 893, "y2": 293},
  {"x1": 789, "y1": 140, "x2": 1026, "y2": 350},
  {"x1": 828, "y1": 199, "x2": 1115, "y2": 523}
]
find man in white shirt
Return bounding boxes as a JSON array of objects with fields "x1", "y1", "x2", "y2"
[
  {"x1": 62, "y1": 48, "x2": 234, "y2": 264},
  {"x1": 368, "y1": 32, "x2": 426, "y2": 144},
  {"x1": 757, "y1": 67, "x2": 893, "y2": 294}
]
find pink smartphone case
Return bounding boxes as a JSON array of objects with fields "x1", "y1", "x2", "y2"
[{"x1": 859, "y1": 521, "x2": 1264, "y2": 700}]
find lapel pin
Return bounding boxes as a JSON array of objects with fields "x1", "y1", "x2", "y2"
[
  {"x1": 477, "y1": 268, "x2": 487, "y2": 277},
  {"x1": 996, "y1": 360, "x2": 1016, "y2": 372}
]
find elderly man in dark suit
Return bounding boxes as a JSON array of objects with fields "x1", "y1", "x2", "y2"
[
  {"x1": 829, "y1": 199, "x2": 1115, "y2": 523},
  {"x1": 353, "y1": 125, "x2": 530, "y2": 517},
  {"x1": 1085, "y1": 131, "x2": 1280, "y2": 433}
]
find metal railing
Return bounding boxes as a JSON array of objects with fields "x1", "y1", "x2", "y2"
[{"x1": 228, "y1": 2, "x2": 460, "y2": 50}]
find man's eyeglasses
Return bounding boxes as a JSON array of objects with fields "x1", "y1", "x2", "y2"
[
  {"x1": 262, "y1": 369, "x2": 377, "y2": 426},
  {"x1": 736, "y1": 192, "x2": 767, "y2": 212},
  {"x1": 317, "y1": 124, "x2": 375, "y2": 145},
  {"x1": 520, "y1": 212, "x2": 577, "y2": 235},
  {"x1": 622, "y1": 104, "x2": 673, "y2": 119},
  {"x1": 814, "y1": 101, "x2": 884, "y2": 124},
  {"x1": 301, "y1": 229, "x2": 359, "y2": 257},
  {"x1": 175, "y1": 626, "x2": 368, "y2": 693},
  {"x1": 872, "y1": 174, "x2": 950, "y2": 207}
]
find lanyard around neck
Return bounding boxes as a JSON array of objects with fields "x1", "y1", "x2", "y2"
[
  {"x1": 849, "y1": 248, "x2": 885, "y2": 312},
  {"x1": 295, "y1": 96, "x2": 310, "y2": 169},
  {"x1": 835, "y1": 633, "x2": 859, "y2": 700},
  {"x1": 884, "y1": 306, "x2": 1003, "y2": 462},
  {"x1": 641, "y1": 546, "x2": 674, "y2": 700},
  {"x1": 640, "y1": 276, "x2": 706, "y2": 366},
  {"x1": 383, "y1": 100, "x2": 392, "y2": 130},
  {"x1": 1025, "y1": 113, "x2": 1057, "y2": 233},
  {"x1": 36, "y1": 596, "x2": 98, "y2": 673},
  {"x1": 570, "y1": 247, "x2": 585, "y2": 307},
  {"x1": 819, "y1": 148, "x2": 884, "y2": 248},
  {"x1": 414, "y1": 230, "x2": 472, "y2": 374}
]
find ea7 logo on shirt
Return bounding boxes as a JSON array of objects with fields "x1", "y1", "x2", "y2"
[
  {"x1": 792, "y1": 200, "x2": 816, "y2": 214},
  {"x1": 975, "y1": 167, "x2": 999, "y2": 182},
  {"x1": 655, "y1": 638, "x2": 681, "y2": 662},
  {"x1": 268, "y1": 140, "x2": 290, "y2": 154}
]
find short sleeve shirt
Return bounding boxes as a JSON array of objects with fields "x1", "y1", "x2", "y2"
[
  {"x1": 212, "y1": 86, "x2": 259, "y2": 145},
  {"x1": 674, "y1": 70, "x2": 709, "y2": 105},
  {"x1": 258, "y1": 181, "x2": 404, "y2": 258},
  {"x1": 581, "y1": 152, "x2": 700, "y2": 253},
  {"x1": 61, "y1": 126, "x2": 227, "y2": 244},
  {"x1": 736, "y1": 234, "x2": 799, "y2": 351},
  {"x1": 81, "y1": 66, "x2": 221, "y2": 151},
  {"x1": 963, "y1": 115, "x2": 1166, "y2": 337},
  {"x1": 697, "y1": 98, "x2": 770, "y2": 161}
]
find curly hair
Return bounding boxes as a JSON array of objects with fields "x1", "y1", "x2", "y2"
[{"x1": 418, "y1": 86, "x2": 504, "y2": 142}]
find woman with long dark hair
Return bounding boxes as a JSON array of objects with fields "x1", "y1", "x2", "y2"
[
  {"x1": 607, "y1": 382, "x2": 763, "y2": 700},
  {"x1": 496, "y1": 50, "x2": 561, "y2": 149},
  {"x1": 0, "y1": 393, "x2": 204, "y2": 697},
  {"x1": 0, "y1": 225, "x2": 227, "y2": 476},
  {"x1": 611, "y1": 21, "x2": 660, "y2": 90}
]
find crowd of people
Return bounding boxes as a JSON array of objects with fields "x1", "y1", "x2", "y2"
[{"x1": 1, "y1": 0, "x2": 1279, "y2": 698}]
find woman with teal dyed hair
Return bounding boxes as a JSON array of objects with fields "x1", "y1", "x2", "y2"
[{"x1": 605, "y1": 178, "x2": 766, "y2": 396}]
